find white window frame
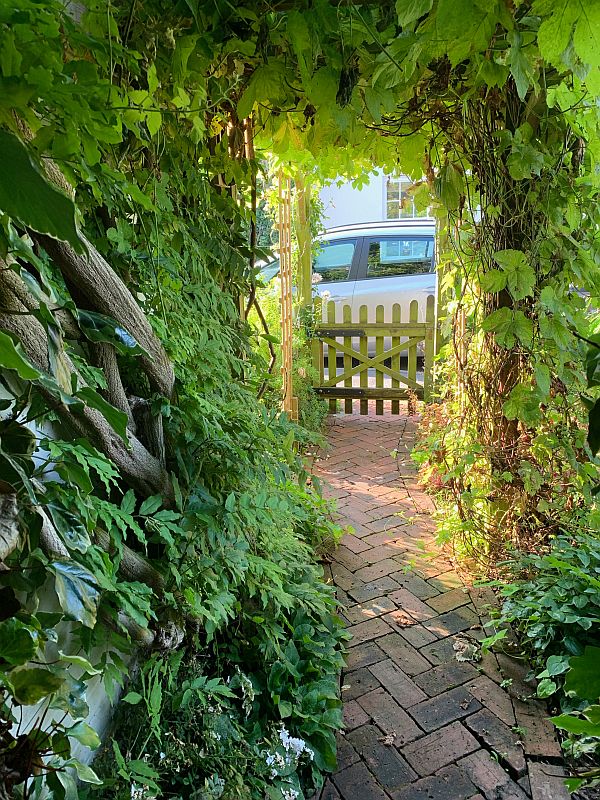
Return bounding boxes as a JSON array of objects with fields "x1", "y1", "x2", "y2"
[{"x1": 383, "y1": 175, "x2": 429, "y2": 219}]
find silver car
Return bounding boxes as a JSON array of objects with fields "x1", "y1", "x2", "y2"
[
  {"x1": 310, "y1": 220, "x2": 436, "y2": 325},
  {"x1": 260, "y1": 219, "x2": 437, "y2": 325}
]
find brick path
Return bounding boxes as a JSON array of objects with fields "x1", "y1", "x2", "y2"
[{"x1": 313, "y1": 409, "x2": 569, "y2": 800}]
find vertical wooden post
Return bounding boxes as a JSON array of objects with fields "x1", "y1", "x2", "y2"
[
  {"x1": 408, "y1": 300, "x2": 418, "y2": 394},
  {"x1": 295, "y1": 176, "x2": 313, "y2": 310},
  {"x1": 312, "y1": 295, "x2": 324, "y2": 386},
  {"x1": 278, "y1": 173, "x2": 298, "y2": 420},
  {"x1": 327, "y1": 300, "x2": 337, "y2": 414},
  {"x1": 424, "y1": 294, "x2": 435, "y2": 402}
]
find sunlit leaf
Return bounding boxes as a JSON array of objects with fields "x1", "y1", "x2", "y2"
[
  {"x1": 10, "y1": 667, "x2": 63, "y2": 704},
  {"x1": 0, "y1": 130, "x2": 83, "y2": 252},
  {"x1": 50, "y1": 561, "x2": 100, "y2": 629}
]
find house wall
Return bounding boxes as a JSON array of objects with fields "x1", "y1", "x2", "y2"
[{"x1": 320, "y1": 170, "x2": 385, "y2": 229}]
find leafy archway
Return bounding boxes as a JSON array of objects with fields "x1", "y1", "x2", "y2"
[{"x1": 0, "y1": 1, "x2": 598, "y2": 798}]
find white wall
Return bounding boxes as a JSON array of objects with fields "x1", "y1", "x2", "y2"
[{"x1": 319, "y1": 170, "x2": 385, "y2": 229}]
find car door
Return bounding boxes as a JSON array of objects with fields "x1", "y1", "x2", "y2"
[
  {"x1": 312, "y1": 237, "x2": 361, "y2": 322},
  {"x1": 351, "y1": 234, "x2": 436, "y2": 323}
]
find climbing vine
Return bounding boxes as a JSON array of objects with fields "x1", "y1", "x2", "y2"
[{"x1": 0, "y1": 0, "x2": 599, "y2": 797}]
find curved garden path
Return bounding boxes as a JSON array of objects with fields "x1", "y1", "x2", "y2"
[{"x1": 313, "y1": 408, "x2": 569, "y2": 800}]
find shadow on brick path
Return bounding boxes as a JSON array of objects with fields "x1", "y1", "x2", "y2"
[{"x1": 310, "y1": 407, "x2": 568, "y2": 800}]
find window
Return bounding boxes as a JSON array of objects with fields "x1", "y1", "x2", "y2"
[
  {"x1": 312, "y1": 239, "x2": 356, "y2": 283},
  {"x1": 385, "y1": 176, "x2": 428, "y2": 219},
  {"x1": 366, "y1": 237, "x2": 434, "y2": 278}
]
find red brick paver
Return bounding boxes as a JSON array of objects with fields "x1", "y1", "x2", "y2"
[{"x1": 311, "y1": 409, "x2": 568, "y2": 800}]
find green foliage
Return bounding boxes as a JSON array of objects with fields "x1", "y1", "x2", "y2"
[{"x1": 1, "y1": 0, "x2": 600, "y2": 794}]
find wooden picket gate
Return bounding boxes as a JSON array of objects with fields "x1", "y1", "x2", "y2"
[{"x1": 311, "y1": 295, "x2": 436, "y2": 415}]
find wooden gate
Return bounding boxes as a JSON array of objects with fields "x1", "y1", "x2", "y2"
[{"x1": 311, "y1": 295, "x2": 435, "y2": 415}]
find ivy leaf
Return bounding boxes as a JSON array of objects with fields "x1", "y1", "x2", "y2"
[
  {"x1": 534, "y1": 363, "x2": 551, "y2": 395},
  {"x1": 50, "y1": 561, "x2": 100, "y2": 629},
  {"x1": 0, "y1": 618, "x2": 37, "y2": 665},
  {"x1": 58, "y1": 651, "x2": 101, "y2": 676},
  {"x1": 553, "y1": 709, "x2": 600, "y2": 736},
  {"x1": 482, "y1": 308, "x2": 533, "y2": 348},
  {"x1": 76, "y1": 309, "x2": 145, "y2": 356},
  {"x1": 50, "y1": 674, "x2": 89, "y2": 718},
  {"x1": 507, "y1": 127, "x2": 544, "y2": 180},
  {"x1": 396, "y1": 0, "x2": 433, "y2": 28},
  {"x1": 66, "y1": 721, "x2": 101, "y2": 749},
  {"x1": 0, "y1": 130, "x2": 83, "y2": 253},
  {"x1": 63, "y1": 759, "x2": 103, "y2": 785},
  {"x1": 10, "y1": 667, "x2": 63, "y2": 705},
  {"x1": 565, "y1": 646, "x2": 600, "y2": 701},
  {"x1": 287, "y1": 11, "x2": 311, "y2": 81},
  {"x1": 536, "y1": 677, "x2": 557, "y2": 698},
  {"x1": 0, "y1": 330, "x2": 42, "y2": 380}
]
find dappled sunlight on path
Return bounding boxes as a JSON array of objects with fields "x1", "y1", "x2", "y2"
[{"x1": 311, "y1": 408, "x2": 568, "y2": 800}]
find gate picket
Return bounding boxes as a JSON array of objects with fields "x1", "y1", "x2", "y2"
[
  {"x1": 359, "y1": 304, "x2": 368, "y2": 416},
  {"x1": 391, "y1": 303, "x2": 401, "y2": 415},
  {"x1": 375, "y1": 305, "x2": 384, "y2": 416},
  {"x1": 326, "y1": 300, "x2": 337, "y2": 414},
  {"x1": 343, "y1": 304, "x2": 352, "y2": 414}
]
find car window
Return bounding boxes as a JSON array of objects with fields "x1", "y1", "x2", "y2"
[
  {"x1": 365, "y1": 237, "x2": 434, "y2": 278},
  {"x1": 313, "y1": 239, "x2": 357, "y2": 283}
]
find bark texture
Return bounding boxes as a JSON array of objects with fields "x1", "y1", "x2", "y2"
[{"x1": 35, "y1": 234, "x2": 175, "y2": 398}]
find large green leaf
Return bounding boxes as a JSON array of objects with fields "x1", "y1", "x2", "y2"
[
  {"x1": 588, "y1": 399, "x2": 600, "y2": 456},
  {"x1": 0, "y1": 618, "x2": 37, "y2": 666},
  {"x1": 565, "y1": 646, "x2": 600, "y2": 700},
  {"x1": 50, "y1": 561, "x2": 100, "y2": 629},
  {"x1": 47, "y1": 503, "x2": 91, "y2": 553},
  {"x1": 75, "y1": 387, "x2": 129, "y2": 444},
  {"x1": 493, "y1": 249, "x2": 536, "y2": 301},
  {"x1": 237, "y1": 63, "x2": 288, "y2": 119},
  {"x1": 553, "y1": 705, "x2": 600, "y2": 736},
  {"x1": 0, "y1": 330, "x2": 42, "y2": 380},
  {"x1": 50, "y1": 674, "x2": 89, "y2": 718},
  {"x1": 76, "y1": 309, "x2": 145, "y2": 356},
  {"x1": 0, "y1": 130, "x2": 83, "y2": 252},
  {"x1": 10, "y1": 667, "x2": 63, "y2": 704},
  {"x1": 397, "y1": 0, "x2": 433, "y2": 28},
  {"x1": 66, "y1": 720, "x2": 101, "y2": 749}
]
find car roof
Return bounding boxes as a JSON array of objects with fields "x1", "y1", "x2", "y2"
[{"x1": 322, "y1": 219, "x2": 435, "y2": 240}]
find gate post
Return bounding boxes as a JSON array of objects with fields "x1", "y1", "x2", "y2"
[
  {"x1": 424, "y1": 294, "x2": 435, "y2": 402},
  {"x1": 278, "y1": 173, "x2": 298, "y2": 420},
  {"x1": 294, "y1": 175, "x2": 312, "y2": 310}
]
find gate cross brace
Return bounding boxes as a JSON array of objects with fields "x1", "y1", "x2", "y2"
[{"x1": 321, "y1": 336, "x2": 423, "y2": 391}]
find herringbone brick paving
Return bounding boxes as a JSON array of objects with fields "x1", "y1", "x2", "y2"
[{"x1": 312, "y1": 407, "x2": 569, "y2": 800}]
